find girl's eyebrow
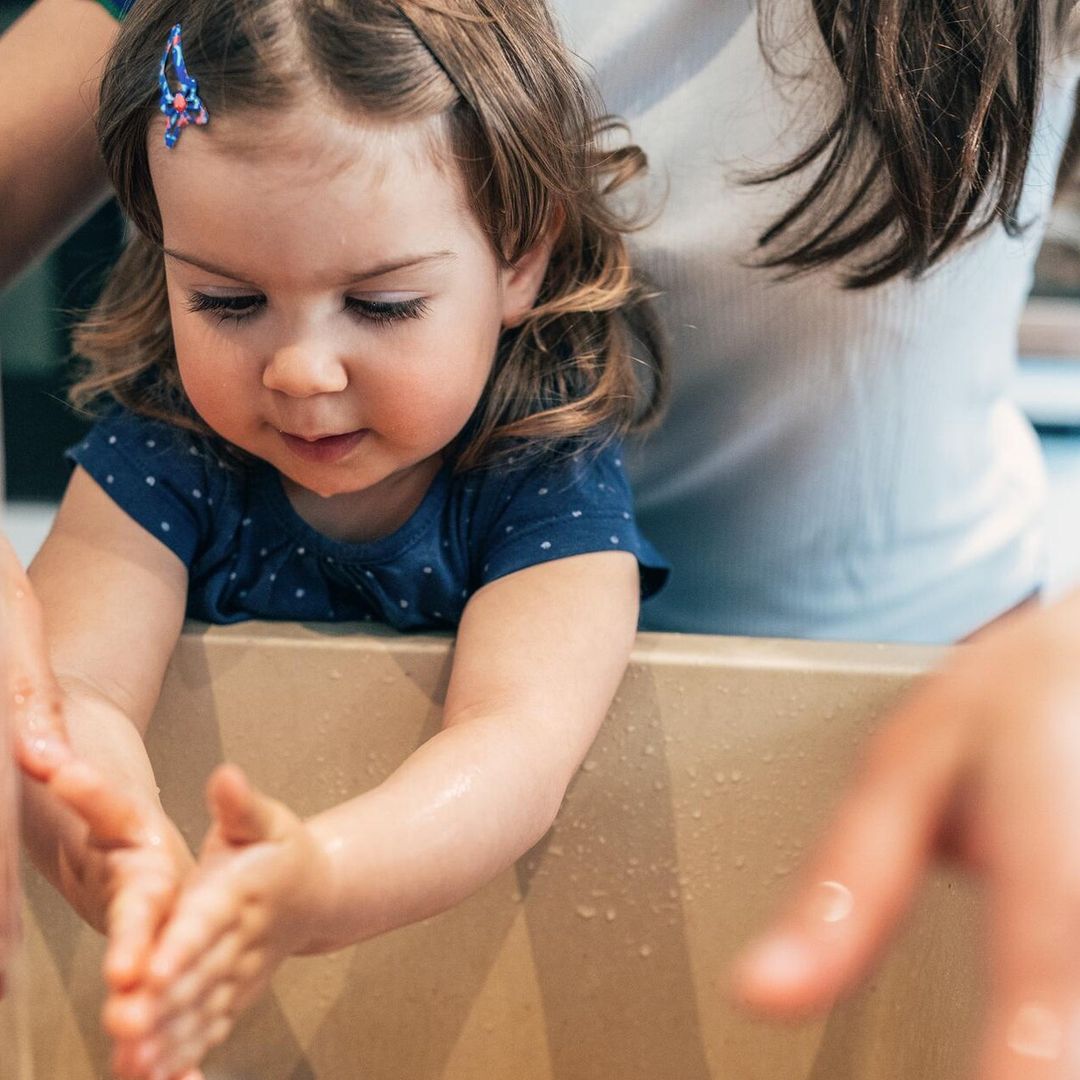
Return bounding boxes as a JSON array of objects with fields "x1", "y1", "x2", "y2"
[{"x1": 161, "y1": 247, "x2": 457, "y2": 283}]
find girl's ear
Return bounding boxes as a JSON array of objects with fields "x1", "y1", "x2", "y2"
[{"x1": 500, "y1": 210, "x2": 565, "y2": 329}]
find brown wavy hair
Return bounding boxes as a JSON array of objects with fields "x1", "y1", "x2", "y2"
[
  {"x1": 755, "y1": 0, "x2": 1044, "y2": 288},
  {"x1": 72, "y1": 0, "x2": 666, "y2": 469}
]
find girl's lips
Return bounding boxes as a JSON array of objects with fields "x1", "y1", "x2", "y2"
[{"x1": 279, "y1": 429, "x2": 368, "y2": 464}]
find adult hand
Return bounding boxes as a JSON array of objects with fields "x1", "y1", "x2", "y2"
[{"x1": 732, "y1": 588, "x2": 1080, "y2": 1078}]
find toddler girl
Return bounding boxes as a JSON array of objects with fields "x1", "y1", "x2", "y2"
[{"x1": 22, "y1": 1, "x2": 667, "y2": 1077}]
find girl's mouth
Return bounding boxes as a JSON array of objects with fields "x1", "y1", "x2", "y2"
[{"x1": 279, "y1": 429, "x2": 368, "y2": 464}]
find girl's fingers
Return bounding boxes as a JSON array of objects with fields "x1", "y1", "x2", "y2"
[
  {"x1": 136, "y1": 936, "x2": 269, "y2": 1075},
  {"x1": 122, "y1": 962, "x2": 241, "y2": 1079},
  {"x1": 14, "y1": 724, "x2": 71, "y2": 782},
  {"x1": 198, "y1": 978, "x2": 240, "y2": 1024},
  {"x1": 732, "y1": 685, "x2": 964, "y2": 1013},
  {"x1": 48, "y1": 759, "x2": 152, "y2": 849},
  {"x1": 157, "y1": 989, "x2": 236, "y2": 1080},
  {"x1": 207, "y1": 764, "x2": 278, "y2": 846},
  {"x1": 106, "y1": 767, "x2": 292, "y2": 1075},
  {"x1": 144, "y1": 767, "x2": 281, "y2": 987},
  {"x1": 104, "y1": 986, "x2": 162, "y2": 1042},
  {"x1": 224, "y1": 947, "x2": 274, "y2": 1015},
  {"x1": 155, "y1": 1004, "x2": 209, "y2": 1070},
  {"x1": 141, "y1": 995, "x2": 233, "y2": 1080},
  {"x1": 104, "y1": 860, "x2": 179, "y2": 990},
  {"x1": 146, "y1": 883, "x2": 243, "y2": 987},
  {"x1": 174, "y1": 1019, "x2": 230, "y2": 1080},
  {"x1": 152, "y1": 924, "x2": 244, "y2": 1023},
  {"x1": 110, "y1": 1028, "x2": 159, "y2": 1080}
]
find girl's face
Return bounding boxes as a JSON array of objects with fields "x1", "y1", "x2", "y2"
[{"x1": 149, "y1": 105, "x2": 549, "y2": 535}]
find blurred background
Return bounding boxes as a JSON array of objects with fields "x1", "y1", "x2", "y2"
[{"x1": 3, "y1": 0, "x2": 1080, "y2": 602}]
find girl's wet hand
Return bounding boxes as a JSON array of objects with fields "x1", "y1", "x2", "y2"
[
  {"x1": 731, "y1": 590, "x2": 1080, "y2": 1079},
  {"x1": 47, "y1": 758, "x2": 195, "y2": 991},
  {"x1": 104, "y1": 765, "x2": 332, "y2": 1080}
]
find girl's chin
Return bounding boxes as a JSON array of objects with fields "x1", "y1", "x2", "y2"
[
  {"x1": 280, "y1": 472, "x2": 369, "y2": 502},
  {"x1": 276, "y1": 446, "x2": 441, "y2": 504}
]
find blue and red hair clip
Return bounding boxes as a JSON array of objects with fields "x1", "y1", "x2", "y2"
[{"x1": 158, "y1": 23, "x2": 209, "y2": 148}]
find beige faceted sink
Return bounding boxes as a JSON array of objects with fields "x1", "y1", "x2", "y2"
[{"x1": 8, "y1": 624, "x2": 982, "y2": 1080}]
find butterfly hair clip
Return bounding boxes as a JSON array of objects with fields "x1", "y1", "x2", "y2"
[{"x1": 158, "y1": 23, "x2": 209, "y2": 149}]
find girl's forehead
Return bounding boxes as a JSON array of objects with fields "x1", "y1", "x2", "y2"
[
  {"x1": 154, "y1": 100, "x2": 451, "y2": 177},
  {"x1": 149, "y1": 104, "x2": 471, "y2": 226},
  {"x1": 147, "y1": 104, "x2": 483, "y2": 279}
]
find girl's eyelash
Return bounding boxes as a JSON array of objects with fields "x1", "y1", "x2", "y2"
[
  {"x1": 185, "y1": 292, "x2": 263, "y2": 323},
  {"x1": 184, "y1": 292, "x2": 430, "y2": 326},
  {"x1": 345, "y1": 296, "x2": 430, "y2": 324}
]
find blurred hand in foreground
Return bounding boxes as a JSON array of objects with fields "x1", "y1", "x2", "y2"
[{"x1": 733, "y1": 588, "x2": 1080, "y2": 1080}]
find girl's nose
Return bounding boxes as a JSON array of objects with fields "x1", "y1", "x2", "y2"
[{"x1": 262, "y1": 342, "x2": 349, "y2": 398}]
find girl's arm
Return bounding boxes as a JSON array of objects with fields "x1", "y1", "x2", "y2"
[
  {"x1": 0, "y1": 0, "x2": 118, "y2": 288},
  {"x1": 105, "y1": 551, "x2": 640, "y2": 1080},
  {"x1": 309, "y1": 548, "x2": 642, "y2": 944},
  {"x1": 21, "y1": 466, "x2": 194, "y2": 984}
]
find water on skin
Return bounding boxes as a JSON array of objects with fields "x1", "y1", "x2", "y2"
[
  {"x1": 1007, "y1": 1003, "x2": 1065, "y2": 1061},
  {"x1": 811, "y1": 880, "x2": 855, "y2": 924}
]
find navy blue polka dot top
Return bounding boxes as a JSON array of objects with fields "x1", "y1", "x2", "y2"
[{"x1": 67, "y1": 410, "x2": 669, "y2": 629}]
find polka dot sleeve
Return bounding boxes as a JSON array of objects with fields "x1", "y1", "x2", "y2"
[
  {"x1": 66, "y1": 411, "x2": 216, "y2": 569},
  {"x1": 473, "y1": 443, "x2": 669, "y2": 599}
]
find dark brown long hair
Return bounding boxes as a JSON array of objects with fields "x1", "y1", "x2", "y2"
[
  {"x1": 755, "y1": 0, "x2": 1044, "y2": 287},
  {"x1": 72, "y1": 0, "x2": 666, "y2": 469}
]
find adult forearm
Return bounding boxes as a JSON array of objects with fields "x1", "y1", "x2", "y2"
[
  {"x1": 0, "y1": 158, "x2": 112, "y2": 290},
  {"x1": 0, "y1": 0, "x2": 117, "y2": 289},
  {"x1": 303, "y1": 712, "x2": 581, "y2": 952}
]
